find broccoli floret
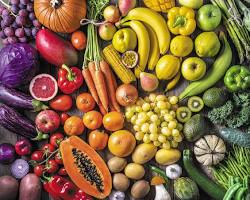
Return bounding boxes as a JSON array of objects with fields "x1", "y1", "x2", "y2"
[
  {"x1": 226, "y1": 105, "x2": 250, "y2": 128},
  {"x1": 233, "y1": 91, "x2": 250, "y2": 107},
  {"x1": 207, "y1": 100, "x2": 234, "y2": 125}
]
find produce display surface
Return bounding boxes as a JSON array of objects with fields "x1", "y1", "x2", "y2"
[{"x1": 0, "y1": 0, "x2": 250, "y2": 200}]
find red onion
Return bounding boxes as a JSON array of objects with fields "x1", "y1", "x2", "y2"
[
  {"x1": 0, "y1": 143, "x2": 16, "y2": 164},
  {"x1": 11, "y1": 159, "x2": 29, "y2": 179}
]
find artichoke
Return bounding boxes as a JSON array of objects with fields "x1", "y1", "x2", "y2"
[{"x1": 174, "y1": 177, "x2": 199, "y2": 200}]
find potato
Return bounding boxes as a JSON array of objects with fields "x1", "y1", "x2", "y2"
[
  {"x1": 108, "y1": 156, "x2": 127, "y2": 173},
  {"x1": 113, "y1": 173, "x2": 130, "y2": 192},
  {"x1": 0, "y1": 176, "x2": 19, "y2": 200},
  {"x1": 132, "y1": 143, "x2": 157, "y2": 164},
  {"x1": 124, "y1": 163, "x2": 145, "y2": 180},
  {"x1": 131, "y1": 180, "x2": 150, "y2": 199},
  {"x1": 155, "y1": 149, "x2": 181, "y2": 165},
  {"x1": 19, "y1": 173, "x2": 41, "y2": 200}
]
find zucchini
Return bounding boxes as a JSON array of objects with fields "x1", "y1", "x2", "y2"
[
  {"x1": 183, "y1": 149, "x2": 226, "y2": 200},
  {"x1": 218, "y1": 128, "x2": 250, "y2": 147}
]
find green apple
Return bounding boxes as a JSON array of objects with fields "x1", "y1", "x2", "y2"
[
  {"x1": 179, "y1": 0, "x2": 203, "y2": 9},
  {"x1": 98, "y1": 23, "x2": 117, "y2": 41},
  {"x1": 197, "y1": 4, "x2": 222, "y2": 31},
  {"x1": 181, "y1": 57, "x2": 207, "y2": 81},
  {"x1": 112, "y1": 28, "x2": 137, "y2": 53}
]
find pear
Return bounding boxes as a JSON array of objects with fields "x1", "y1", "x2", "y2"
[{"x1": 140, "y1": 72, "x2": 159, "y2": 92}]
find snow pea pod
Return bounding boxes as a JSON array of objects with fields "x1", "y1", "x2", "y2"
[{"x1": 223, "y1": 183, "x2": 242, "y2": 200}]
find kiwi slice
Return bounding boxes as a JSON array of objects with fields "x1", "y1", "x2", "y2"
[
  {"x1": 188, "y1": 96, "x2": 204, "y2": 112},
  {"x1": 176, "y1": 107, "x2": 192, "y2": 123}
]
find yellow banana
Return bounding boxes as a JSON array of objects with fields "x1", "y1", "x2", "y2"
[
  {"x1": 118, "y1": 7, "x2": 171, "y2": 54},
  {"x1": 144, "y1": 23, "x2": 160, "y2": 71},
  {"x1": 122, "y1": 20, "x2": 150, "y2": 78},
  {"x1": 165, "y1": 71, "x2": 181, "y2": 92}
]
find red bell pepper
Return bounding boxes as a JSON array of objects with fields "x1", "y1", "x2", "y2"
[
  {"x1": 44, "y1": 175, "x2": 92, "y2": 200},
  {"x1": 43, "y1": 181, "x2": 62, "y2": 200},
  {"x1": 58, "y1": 64, "x2": 83, "y2": 94}
]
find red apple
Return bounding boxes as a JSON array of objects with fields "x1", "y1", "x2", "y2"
[
  {"x1": 35, "y1": 110, "x2": 60, "y2": 133},
  {"x1": 98, "y1": 23, "x2": 117, "y2": 41},
  {"x1": 103, "y1": 5, "x2": 120, "y2": 23}
]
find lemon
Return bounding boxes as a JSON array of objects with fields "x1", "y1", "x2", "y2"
[
  {"x1": 170, "y1": 36, "x2": 194, "y2": 57},
  {"x1": 156, "y1": 55, "x2": 181, "y2": 80}
]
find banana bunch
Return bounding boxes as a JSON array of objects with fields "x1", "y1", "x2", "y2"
[{"x1": 118, "y1": 7, "x2": 171, "y2": 77}]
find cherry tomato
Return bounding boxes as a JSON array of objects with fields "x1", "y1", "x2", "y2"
[
  {"x1": 34, "y1": 165, "x2": 45, "y2": 177},
  {"x1": 42, "y1": 144, "x2": 56, "y2": 156},
  {"x1": 58, "y1": 167, "x2": 67, "y2": 176},
  {"x1": 60, "y1": 113, "x2": 70, "y2": 125},
  {"x1": 71, "y1": 31, "x2": 87, "y2": 50},
  {"x1": 31, "y1": 150, "x2": 44, "y2": 162},
  {"x1": 49, "y1": 95, "x2": 73, "y2": 112},
  {"x1": 55, "y1": 152, "x2": 63, "y2": 165},
  {"x1": 46, "y1": 159, "x2": 59, "y2": 174},
  {"x1": 50, "y1": 132, "x2": 64, "y2": 147},
  {"x1": 76, "y1": 93, "x2": 96, "y2": 113}
]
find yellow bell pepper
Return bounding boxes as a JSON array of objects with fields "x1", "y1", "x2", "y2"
[{"x1": 167, "y1": 7, "x2": 196, "y2": 36}]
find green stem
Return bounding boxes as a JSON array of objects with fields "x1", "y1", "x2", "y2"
[
  {"x1": 62, "y1": 64, "x2": 75, "y2": 81},
  {"x1": 37, "y1": 149, "x2": 59, "y2": 166}
]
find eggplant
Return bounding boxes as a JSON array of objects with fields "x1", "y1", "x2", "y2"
[
  {"x1": 0, "y1": 104, "x2": 48, "y2": 140},
  {"x1": 0, "y1": 84, "x2": 48, "y2": 111}
]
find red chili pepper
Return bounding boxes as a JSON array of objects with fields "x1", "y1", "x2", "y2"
[
  {"x1": 73, "y1": 190, "x2": 93, "y2": 200},
  {"x1": 58, "y1": 64, "x2": 83, "y2": 94},
  {"x1": 43, "y1": 181, "x2": 62, "y2": 200}
]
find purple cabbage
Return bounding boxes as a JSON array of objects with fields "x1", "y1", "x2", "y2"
[{"x1": 0, "y1": 43, "x2": 39, "y2": 88}]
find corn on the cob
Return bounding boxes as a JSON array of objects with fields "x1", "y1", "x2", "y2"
[
  {"x1": 143, "y1": 0, "x2": 175, "y2": 13},
  {"x1": 103, "y1": 45, "x2": 136, "y2": 84}
]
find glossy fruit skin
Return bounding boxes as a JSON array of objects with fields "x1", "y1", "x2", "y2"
[
  {"x1": 103, "y1": 5, "x2": 120, "y2": 23},
  {"x1": 103, "y1": 111, "x2": 124, "y2": 131},
  {"x1": 181, "y1": 57, "x2": 207, "y2": 81},
  {"x1": 60, "y1": 113, "x2": 70, "y2": 125},
  {"x1": 197, "y1": 4, "x2": 222, "y2": 31},
  {"x1": 76, "y1": 93, "x2": 96, "y2": 113},
  {"x1": 83, "y1": 111, "x2": 103, "y2": 130},
  {"x1": 64, "y1": 116, "x2": 85, "y2": 136},
  {"x1": 58, "y1": 167, "x2": 67, "y2": 176},
  {"x1": 15, "y1": 139, "x2": 32, "y2": 156},
  {"x1": 71, "y1": 31, "x2": 87, "y2": 50},
  {"x1": 31, "y1": 150, "x2": 44, "y2": 162},
  {"x1": 49, "y1": 95, "x2": 73, "y2": 112},
  {"x1": 179, "y1": 0, "x2": 203, "y2": 9},
  {"x1": 36, "y1": 29, "x2": 78, "y2": 66},
  {"x1": 50, "y1": 132, "x2": 64, "y2": 148},
  {"x1": 46, "y1": 159, "x2": 59, "y2": 174},
  {"x1": 35, "y1": 110, "x2": 60, "y2": 133},
  {"x1": 108, "y1": 130, "x2": 136, "y2": 157},
  {"x1": 170, "y1": 35, "x2": 193, "y2": 57},
  {"x1": 42, "y1": 144, "x2": 56, "y2": 156},
  {"x1": 34, "y1": 165, "x2": 44, "y2": 177},
  {"x1": 88, "y1": 130, "x2": 109, "y2": 150},
  {"x1": 98, "y1": 23, "x2": 117, "y2": 41},
  {"x1": 55, "y1": 152, "x2": 63, "y2": 165}
]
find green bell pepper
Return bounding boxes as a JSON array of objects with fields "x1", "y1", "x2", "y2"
[{"x1": 224, "y1": 65, "x2": 250, "y2": 92}]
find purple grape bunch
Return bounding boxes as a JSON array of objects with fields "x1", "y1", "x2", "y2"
[{"x1": 0, "y1": 0, "x2": 41, "y2": 45}]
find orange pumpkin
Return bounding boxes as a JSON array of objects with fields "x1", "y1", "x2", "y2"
[
  {"x1": 60, "y1": 136, "x2": 112, "y2": 199},
  {"x1": 34, "y1": 0, "x2": 86, "y2": 33}
]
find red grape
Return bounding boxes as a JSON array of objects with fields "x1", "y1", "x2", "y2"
[{"x1": 4, "y1": 27, "x2": 14, "y2": 37}]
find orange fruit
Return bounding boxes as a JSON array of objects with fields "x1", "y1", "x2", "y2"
[
  {"x1": 103, "y1": 111, "x2": 124, "y2": 131},
  {"x1": 88, "y1": 130, "x2": 109, "y2": 150},
  {"x1": 64, "y1": 116, "x2": 85, "y2": 136},
  {"x1": 83, "y1": 111, "x2": 103, "y2": 130}
]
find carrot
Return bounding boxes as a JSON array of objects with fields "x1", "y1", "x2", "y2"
[
  {"x1": 98, "y1": 102, "x2": 107, "y2": 115},
  {"x1": 100, "y1": 60, "x2": 121, "y2": 112},
  {"x1": 88, "y1": 61, "x2": 109, "y2": 112},
  {"x1": 82, "y1": 67, "x2": 99, "y2": 104},
  {"x1": 110, "y1": 69, "x2": 118, "y2": 90}
]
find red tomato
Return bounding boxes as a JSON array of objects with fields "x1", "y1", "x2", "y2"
[
  {"x1": 71, "y1": 31, "x2": 87, "y2": 50},
  {"x1": 55, "y1": 152, "x2": 63, "y2": 165},
  {"x1": 58, "y1": 167, "x2": 67, "y2": 176},
  {"x1": 46, "y1": 159, "x2": 59, "y2": 174},
  {"x1": 49, "y1": 95, "x2": 73, "y2": 112},
  {"x1": 50, "y1": 132, "x2": 64, "y2": 147},
  {"x1": 60, "y1": 113, "x2": 70, "y2": 125},
  {"x1": 34, "y1": 165, "x2": 45, "y2": 177},
  {"x1": 42, "y1": 144, "x2": 56, "y2": 156},
  {"x1": 31, "y1": 150, "x2": 44, "y2": 162}
]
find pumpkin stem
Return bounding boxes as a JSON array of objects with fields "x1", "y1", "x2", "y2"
[{"x1": 50, "y1": 0, "x2": 62, "y2": 9}]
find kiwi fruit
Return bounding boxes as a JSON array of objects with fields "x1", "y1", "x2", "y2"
[
  {"x1": 188, "y1": 96, "x2": 204, "y2": 112},
  {"x1": 176, "y1": 107, "x2": 192, "y2": 123}
]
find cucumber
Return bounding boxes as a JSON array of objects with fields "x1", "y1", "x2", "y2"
[
  {"x1": 183, "y1": 149, "x2": 226, "y2": 200},
  {"x1": 218, "y1": 128, "x2": 250, "y2": 147}
]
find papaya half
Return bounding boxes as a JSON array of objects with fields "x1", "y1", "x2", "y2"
[{"x1": 60, "y1": 136, "x2": 112, "y2": 199}]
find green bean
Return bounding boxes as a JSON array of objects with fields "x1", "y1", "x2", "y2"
[
  {"x1": 223, "y1": 183, "x2": 242, "y2": 200},
  {"x1": 235, "y1": 187, "x2": 247, "y2": 200}
]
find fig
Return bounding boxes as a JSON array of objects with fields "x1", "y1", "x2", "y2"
[
  {"x1": 140, "y1": 72, "x2": 159, "y2": 92},
  {"x1": 118, "y1": 0, "x2": 137, "y2": 16}
]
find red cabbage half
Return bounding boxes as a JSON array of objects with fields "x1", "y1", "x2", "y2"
[{"x1": 0, "y1": 43, "x2": 39, "y2": 88}]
